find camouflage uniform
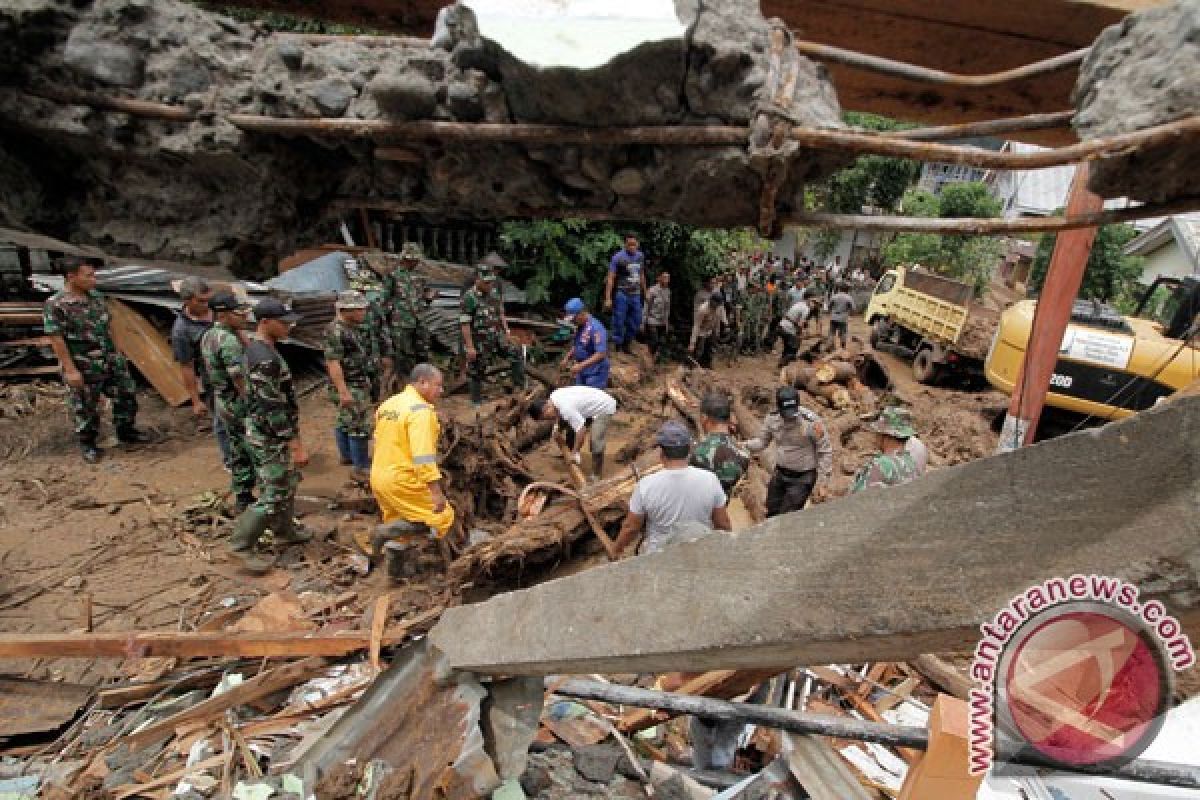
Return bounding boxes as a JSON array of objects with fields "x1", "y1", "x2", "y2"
[
  {"x1": 323, "y1": 318, "x2": 377, "y2": 437},
  {"x1": 42, "y1": 290, "x2": 138, "y2": 443},
  {"x1": 690, "y1": 432, "x2": 751, "y2": 496},
  {"x1": 200, "y1": 322, "x2": 255, "y2": 498},
  {"x1": 850, "y1": 451, "x2": 918, "y2": 492},
  {"x1": 363, "y1": 291, "x2": 393, "y2": 398},
  {"x1": 460, "y1": 276, "x2": 524, "y2": 405},
  {"x1": 850, "y1": 407, "x2": 920, "y2": 493},
  {"x1": 384, "y1": 268, "x2": 430, "y2": 377},
  {"x1": 244, "y1": 337, "x2": 300, "y2": 518}
]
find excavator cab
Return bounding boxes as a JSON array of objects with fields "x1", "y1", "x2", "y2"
[{"x1": 1133, "y1": 275, "x2": 1200, "y2": 340}]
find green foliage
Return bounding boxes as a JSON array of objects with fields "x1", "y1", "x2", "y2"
[
  {"x1": 498, "y1": 220, "x2": 757, "y2": 314},
  {"x1": 816, "y1": 113, "x2": 922, "y2": 215},
  {"x1": 882, "y1": 181, "x2": 1005, "y2": 296},
  {"x1": 1029, "y1": 222, "x2": 1146, "y2": 310}
]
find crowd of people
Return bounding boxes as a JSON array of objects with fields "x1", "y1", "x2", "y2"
[{"x1": 42, "y1": 239, "x2": 915, "y2": 575}]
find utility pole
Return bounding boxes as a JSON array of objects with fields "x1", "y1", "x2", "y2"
[{"x1": 997, "y1": 163, "x2": 1105, "y2": 451}]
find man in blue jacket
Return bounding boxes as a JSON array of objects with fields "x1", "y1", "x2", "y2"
[
  {"x1": 603, "y1": 233, "x2": 646, "y2": 352},
  {"x1": 561, "y1": 297, "x2": 610, "y2": 389}
]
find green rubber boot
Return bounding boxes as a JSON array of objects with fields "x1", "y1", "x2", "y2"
[
  {"x1": 271, "y1": 499, "x2": 311, "y2": 545},
  {"x1": 229, "y1": 507, "x2": 269, "y2": 552}
]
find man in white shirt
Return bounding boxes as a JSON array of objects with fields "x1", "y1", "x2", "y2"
[
  {"x1": 777, "y1": 298, "x2": 812, "y2": 366},
  {"x1": 529, "y1": 385, "x2": 617, "y2": 480},
  {"x1": 612, "y1": 421, "x2": 732, "y2": 556}
]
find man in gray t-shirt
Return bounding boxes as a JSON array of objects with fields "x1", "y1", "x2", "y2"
[
  {"x1": 613, "y1": 421, "x2": 731, "y2": 556},
  {"x1": 826, "y1": 284, "x2": 856, "y2": 349}
]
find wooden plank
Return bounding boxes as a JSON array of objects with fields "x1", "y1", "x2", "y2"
[
  {"x1": 910, "y1": 654, "x2": 972, "y2": 701},
  {"x1": 106, "y1": 298, "x2": 189, "y2": 407},
  {"x1": 0, "y1": 677, "x2": 93, "y2": 737},
  {"x1": 619, "y1": 669, "x2": 783, "y2": 734},
  {"x1": 121, "y1": 657, "x2": 329, "y2": 748},
  {"x1": 0, "y1": 628, "x2": 427, "y2": 659}
]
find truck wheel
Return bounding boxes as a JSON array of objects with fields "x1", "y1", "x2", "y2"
[
  {"x1": 869, "y1": 320, "x2": 887, "y2": 349},
  {"x1": 913, "y1": 349, "x2": 941, "y2": 385}
]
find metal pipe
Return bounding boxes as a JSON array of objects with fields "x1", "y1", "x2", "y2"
[
  {"x1": 884, "y1": 110, "x2": 1076, "y2": 142},
  {"x1": 794, "y1": 40, "x2": 1089, "y2": 87}
]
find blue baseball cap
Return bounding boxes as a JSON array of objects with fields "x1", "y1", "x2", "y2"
[{"x1": 564, "y1": 297, "x2": 585, "y2": 314}]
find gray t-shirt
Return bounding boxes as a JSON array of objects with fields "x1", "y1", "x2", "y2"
[
  {"x1": 629, "y1": 466, "x2": 727, "y2": 554},
  {"x1": 828, "y1": 291, "x2": 856, "y2": 323}
]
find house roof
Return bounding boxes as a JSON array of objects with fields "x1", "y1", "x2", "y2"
[{"x1": 1123, "y1": 213, "x2": 1200, "y2": 272}]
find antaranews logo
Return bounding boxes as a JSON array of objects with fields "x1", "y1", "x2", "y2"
[{"x1": 968, "y1": 574, "x2": 1195, "y2": 775}]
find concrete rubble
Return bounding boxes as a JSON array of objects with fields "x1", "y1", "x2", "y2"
[{"x1": 0, "y1": 0, "x2": 844, "y2": 273}]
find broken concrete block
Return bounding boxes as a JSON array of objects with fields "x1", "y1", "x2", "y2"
[
  {"x1": 64, "y1": 32, "x2": 142, "y2": 87},
  {"x1": 573, "y1": 743, "x2": 622, "y2": 784},
  {"x1": 308, "y1": 77, "x2": 357, "y2": 117}
]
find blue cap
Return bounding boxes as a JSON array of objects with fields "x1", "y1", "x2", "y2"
[
  {"x1": 564, "y1": 297, "x2": 585, "y2": 314},
  {"x1": 655, "y1": 420, "x2": 693, "y2": 448}
]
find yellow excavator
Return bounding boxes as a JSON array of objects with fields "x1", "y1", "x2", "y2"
[{"x1": 985, "y1": 275, "x2": 1200, "y2": 427}]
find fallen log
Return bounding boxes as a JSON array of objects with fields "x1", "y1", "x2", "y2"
[
  {"x1": 446, "y1": 452, "x2": 662, "y2": 587},
  {"x1": 814, "y1": 360, "x2": 856, "y2": 384},
  {"x1": 665, "y1": 375, "x2": 705, "y2": 433}
]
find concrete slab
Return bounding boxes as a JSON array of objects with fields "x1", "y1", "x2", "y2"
[{"x1": 431, "y1": 396, "x2": 1200, "y2": 675}]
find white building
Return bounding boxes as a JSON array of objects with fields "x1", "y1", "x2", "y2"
[{"x1": 1122, "y1": 213, "x2": 1200, "y2": 285}]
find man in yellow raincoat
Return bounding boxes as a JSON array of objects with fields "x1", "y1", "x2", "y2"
[{"x1": 370, "y1": 363, "x2": 454, "y2": 545}]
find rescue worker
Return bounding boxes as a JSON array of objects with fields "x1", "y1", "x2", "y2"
[
  {"x1": 345, "y1": 254, "x2": 395, "y2": 399},
  {"x1": 777, "y1": 295, "x2": 812, "y2": 367},
  {"x1": 370, "y1": 363, "x2": 455, "y2": 570},
  {"x1": 743, "y1": 386, "x2": 833, "y2": 517},
  {"x1": 43, "y1": 257, "x2": 147, "y2": 463},
  {"x1": 460, "y1": 264, "x2": 525, "y2": 406},
  {"x1": 200, "y1": 292, "x2": 256, "y2": 512},
  {"x1": 688, "y1": 294, "x2": 727, "y2": 369},
  {"x1": 643, "y1": 270, "x2": 672, "y2": 357},
  {"x1": 612, "y1": 421, "x2": 731, "y2": 557},
  {"x1": 230, "y1": 298, "x2": 310, "y2": 572},
  {"x1": 850, "y1": 407, "x2": 920, "y2": 492},
  {"x1": 324, "y1": 290, "x2": 377, "y2": 483},
  {"x1": 690, "y1": 392, "x2": 750, "y2": 496},
  {"x1": 385, "y1": 242, "x2": 431, "y2": 380},
  {"x1": 604, "y1": 233, "x2": 646, "y2": 352},
  {"x1": 827, "y1": 282, "x2": 856, "y2": 350},
  {"x1": 528, "y1": 385, "x2": 617, "y2": 481},
  {"x1": 561, "y1": 297, "x2": 611, "y2": 389},
  {"x1": 170, "y1": 276, "x2": 231, "y2": 469}
]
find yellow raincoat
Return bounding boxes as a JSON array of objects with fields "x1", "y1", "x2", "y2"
[{"x1": 370, "y1": 385, "x2": 455, "y2": 536}]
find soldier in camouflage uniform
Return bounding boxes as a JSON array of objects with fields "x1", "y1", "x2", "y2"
[
  {"x1": 344, "y1": 255, "x2": 395, "y2": 399},
  {"x1": 459, "y1": 264, "x2": 525, "y2": 407},
  {"x1": 324, "y1": 290, "x2": 377, "y2": 483},
  {"x1": 850, "y1": 406, "x2": 920, "y2": 493},
  {"x1": 230, "y1": 298, "x2": 310, "y2": 571},
  {"x1": 690, "y1": 392, "x2": 750, "y2": 495},
  {"x1": 43, "y1": 258, "x2": 147, "y2": 463},
  {"x1": 739, "y1": 279, "x2": 769, "y2": 354},
  {"x1": 200, "y1": 292, "x2": 256, "y2": 511},
  {"x1": 384, "y1": 243, "x2": 432, "y2": 381}
]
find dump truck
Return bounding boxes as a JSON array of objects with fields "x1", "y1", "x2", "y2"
[
  {"x1": 986, "y1": 275, "x2": 1200, "y2": 424},
  {"x1": 864, "y1": 265, "x2": 997, "y2": 384}
]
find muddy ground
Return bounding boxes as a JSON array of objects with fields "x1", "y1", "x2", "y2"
[{"x1": 0, "y1": 317, "x2": 1014, "y2": 689}]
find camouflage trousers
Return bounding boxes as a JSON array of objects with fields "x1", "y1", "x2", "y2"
[
  {"x1": 392, "y1": 325, "x2": 430, "y2": 376},
  {"x1": 215, "y1": 401, "x2": 255, "y2": 496},
  {"x1": 246, "y1": 433, "x2": 299, "y2": 517},
  {"x1": 329, "y1": 383, "x2": 374, "y2": 437},
  {"x1": 66, "y1": 360, "x2": 138, "y2": 442}
]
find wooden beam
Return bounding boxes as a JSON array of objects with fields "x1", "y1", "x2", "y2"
[
  {"x1": 120, "y1": 657, "x2": 329, "y2": 748},
  {"x1": 107, "y1": 298, "x2": 190, "y2": 407},
  {"x1": 0, "y1": 628, "x2": 421, "y2": 659},
  {"x1": 910, "y1": 654, "x2": 972, "y2": 701}
]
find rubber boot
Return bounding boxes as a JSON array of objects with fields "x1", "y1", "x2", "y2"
[
  {"x1": 233, "y1": 491, "x2": 256, "y2": 514},
  {"x1": 468, "y1": 376, "x2": 483, "y2": 408},
  {"x1": 116, "y1": 426, "x2": 151, "y2": 444},
  {"x1": 369, "y1": 519, "x2": 423, "y2": 564},
  {"x1": 511, "y1": 353, "x2": 527, "y2": 390},
  {"x1": 229, "y1": 507, "x2": 269, "y2": 552},
  {"x1": 80, "y1": 436, "x2": 101, "y2": 464},
  {"x1": 591, "y1": 453, "x2": 605, "y2": 482},
  {"x1": 272, "y1": 499, "x2": 311, "y2": 545}
]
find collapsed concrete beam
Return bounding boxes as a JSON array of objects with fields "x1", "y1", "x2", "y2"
[{"x1": 431, "y1": 396, "x2": 1200, "y2": 675}]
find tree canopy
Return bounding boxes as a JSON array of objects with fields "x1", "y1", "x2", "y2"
[{"x1": 1029, "y1": 222, "x2": 1145, "y2": 311}]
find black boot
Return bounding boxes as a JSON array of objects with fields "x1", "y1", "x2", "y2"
[
  {"x1": 591, "y1": 453, "x2": 605, "y2": 482},
  {"x1": 233, "y1": 491, "x2": 256, "y2": 514},
  {"x1": 80, "y1": 438, "x2": 101, "y2": 464},
  {"x1": 468, "y1": 377, "x2": 483, "y2": 408},
  {"x1": 117, "y1": 426, "x2": 151, "y2": 444}
]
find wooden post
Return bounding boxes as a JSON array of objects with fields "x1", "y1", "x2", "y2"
[{"x1": 997, "y1": 163, "x2": 1104, "y2": 450}]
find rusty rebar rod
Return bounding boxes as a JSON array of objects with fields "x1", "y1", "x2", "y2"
[
  {"x1": 783, "y1": 196, "x2": 1200, "y2": 234},
  {"x1": 793, "y1": 40, "x2": 1089, "y2": 87},
  {"x1": 884, "y1": 110, "x2": 1076, "y2": 142}
]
